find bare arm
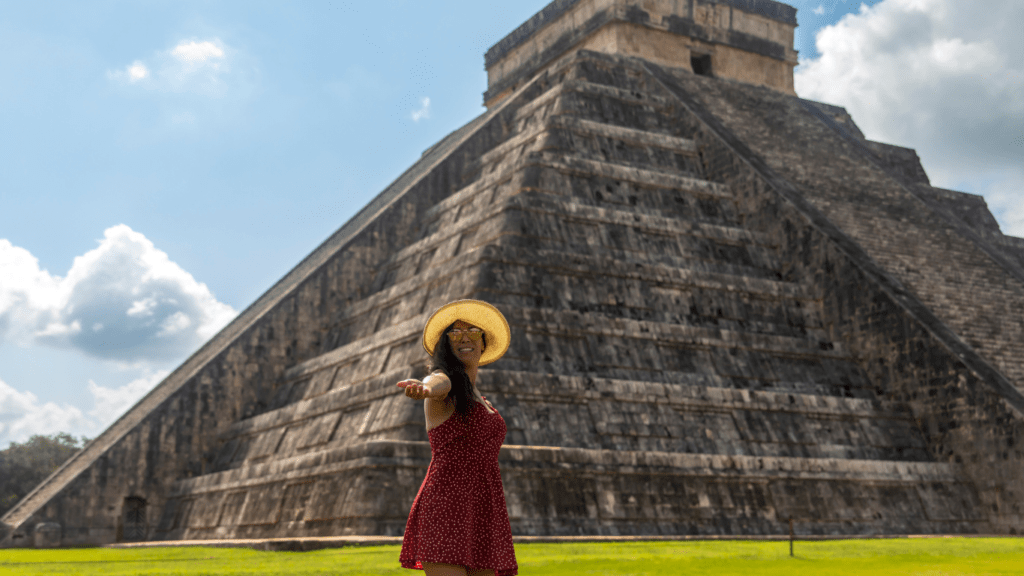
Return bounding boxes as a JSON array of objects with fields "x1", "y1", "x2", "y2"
[{"x1": 396, "y1": 370, "x2": 451, "y2": 400}]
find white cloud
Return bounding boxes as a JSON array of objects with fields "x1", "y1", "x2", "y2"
[
  {"x1": 171, "y1": 41, "x2": 224, "y2": 63},
  {"x1": 107, "y1": 60, "x2": 150, "y2": 84},
  {"x1": 128, "y1": 62, "x2": 149, "y2": 81},
  {"x1": 163, "y1": 40, "x2": 228, "y2": 96},
  {"x1": 107, "y1": 38, "x2": 239, "y2": 98},
  {"x1": 0, "y1": 224, "x2": 237, "y2": 363},
  {"x1": 0, "y1": 241, "x2": 59, "y2": 336},
  {"x1": 806, "y1": 0, "x2": 849, "y2": 18},
  {"x1": 795, "y1": 0, "x2": 1024, "y2": 236},
  {"x1": 87, "y1": 370, "x2": 168, "y2": 430},
  {"x1": 411, "y1": 97, "x2": 431, "y2": 122},
  {"x1": 0, "y1": 376, "x2": 92, "y2": 447},
  {"x1": 0, "y1": 370, "x2": 169, "y2": 447}
]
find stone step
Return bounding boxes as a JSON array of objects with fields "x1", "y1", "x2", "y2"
[
  {"x1": 535, "y1": 125, "x2": 705, "y2": 180},
  {"x1": 349, "y1": 237, "x2": 791, "y2": 349},
  {"x1": 512, "y1": 78, "x2": 672, "y2": 126},
  {"x1": 483, "y1": 270, "x2": 820, "y2": 342},
  {"x1": 484, "y1": 375, "x2": 926, "y2": 461},
  {"x1": 156, "y1": 438, "x2": 982, "y2": 537},
  {"x1": 488, "y1": 234, "x2": 783, "y2": 282},
  {"x1": 551, "y1": 115, "x2": 697, "y2": 156},
  {"x1": 504, "y1": 158, "x2": 743, "y2": 230},
  {"x1": 411, "y1": 189, "x2": 758, "y2": 282},
  {"x1": 531, "y1": 150, "x2": 726, "y2": 197},
  {"x1": 243, "y1": 377, "x2": 887, "y2": 471},
  {"x1": 387, "y1": 191, "x2": 780, "y2": 301},
  {"x1": 160, "y1": 437, "x2": 976, "y2": 539},
  {"x1": 490, "y1": 363, "x2": 875, "y2": 399},
  {"x1": 507, "y1": 305, "x2": 846, "y2": 358},
  {"x1": 483, "y1": 242, "x2": 808, "y2": 300},
  {"x1": 291, "y1": 303, "x2": 850, "y2": 397},
  {"x1": 544, "y1": 88, "x2": 679, "y2": 139},
  {"x1": 426, "y1": 149, "x2": 730, "y2": 228},
  {"x1": 221, "y1": 367, "x2": 895, "y2": 446},
  {"x1": 491, "y1": 372, "x2": 885, "y2": 416},
  {"x1": 513, "y1": 70, "x2": 678, "y2": 137},
  {"x1": 561, "y1": 52, "x2": 670, "y2": 98},
  {"x1": 179, "y1": 441, "x2": 959, "y2": 499},
  {"x1": 506, "y1": 188, "x2": 760, "y2": 246},
  {"x1": 331, "y1": 245, "x2": 817, "y2": 364},
  {"x1": 216, "y1": 345, "x2": 897, "y2": 469},
  {"x1": 414, "y1": 170, "x2": 744, "y2": 274},
  {"x1": 477, "y1": 246, "x2": 823, "y2": 342},
  {"x1": 467, "y1": 114, "x2": 699, "y2": 184},
  {"x1": 485, "y1": 208, "x2": 783, "y2": 280}
]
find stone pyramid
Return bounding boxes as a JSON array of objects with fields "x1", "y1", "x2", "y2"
[{"x1": 5, "y1": 0, "x2": 1024, "y2": 547}]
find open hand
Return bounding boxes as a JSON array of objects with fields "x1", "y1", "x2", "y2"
[{"x1": 397, "y1": 379, "x2": 432, "y2": 400}]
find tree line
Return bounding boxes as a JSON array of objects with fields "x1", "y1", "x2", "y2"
[{"x1": 1, "y1": 433, "x2": 88, "y2": 517}]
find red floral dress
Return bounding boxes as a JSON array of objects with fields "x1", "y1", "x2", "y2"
[{"x1": 400, "y1": 396, "x2": 518, "y2": 575}]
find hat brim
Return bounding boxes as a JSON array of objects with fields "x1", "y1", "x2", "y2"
[{"x1": 422, "y1": 299, "x2": 510, "y2": 366}]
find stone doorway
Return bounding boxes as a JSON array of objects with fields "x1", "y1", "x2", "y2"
[
  {"x1": 122, "y1": 496, "x2": 147, "y2": 542},
  {"x1": 691, "y1": 53, "x2": 713, "y2": 76}
]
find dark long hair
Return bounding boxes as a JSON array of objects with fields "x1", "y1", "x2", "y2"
[{"x1": 430, "y1": 322, "x2": 487, "y2": 421}]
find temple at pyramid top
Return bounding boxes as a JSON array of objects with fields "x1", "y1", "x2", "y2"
[{"x1": 484, "y1": 0, "x2": 798, "y2": 107}]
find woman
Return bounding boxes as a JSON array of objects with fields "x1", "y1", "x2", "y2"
[{"x1": 396, "y1": 299, "x2": 518, "y2": 576}]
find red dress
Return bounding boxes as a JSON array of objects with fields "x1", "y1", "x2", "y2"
[{"x1": 400, "y1": 396, "x2": 518, "y2": 575}]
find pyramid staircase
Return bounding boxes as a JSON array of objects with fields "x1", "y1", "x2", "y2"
[{"x1": 152, "y1": 52, "x2": 983, "y2": 540}]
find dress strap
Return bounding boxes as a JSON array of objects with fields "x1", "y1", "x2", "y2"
[{"x1": 480, "y1": 396, "x2": 497, "y2": 413}]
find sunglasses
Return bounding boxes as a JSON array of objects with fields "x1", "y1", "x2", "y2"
[{"x1": 447, "y1": 327, "x2": 484, "y2": 341}]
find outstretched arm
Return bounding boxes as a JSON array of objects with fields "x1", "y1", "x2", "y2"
[{"x1": 396, "y1": 371, "x2": 451, "y2": 400}]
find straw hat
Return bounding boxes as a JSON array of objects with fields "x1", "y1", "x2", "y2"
[{"x1": 422, "y1": 299, "x2": 510, "y2": 366}]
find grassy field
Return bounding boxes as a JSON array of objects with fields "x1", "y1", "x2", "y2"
[{"x1": 1, "y1": 538, "x2": 1023, "y2": 575}]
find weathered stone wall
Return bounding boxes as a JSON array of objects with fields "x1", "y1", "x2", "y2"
[
  {"x1": 643, "y1": 54, "x2": 1024, "y2": 532},
  {"x1": 651, "y1": 61, "x2": 1024, "y2": 392},
  {"x1": 800, "y1": 100, "x2": 866, "y2": 140},
  {"x1": 915, "y1": 185, "x2": 1024, "y2": 273},
  {"x1": 916, "y1": 186, "x2": 1004, "y2": 237},
  {"x1": 994, "y1": 236, "x2": 1024, "y2": 273},
  {"x1": 574, "y1": 22, "x2": 795, "y2": 95},
  {"x1": 863, "y1": 141, "x2": 931, "y2": 186}
]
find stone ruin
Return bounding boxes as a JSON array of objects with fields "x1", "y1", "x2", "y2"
[{"x1": 4, "y1": 0, "x2": 1024, "y2": 548}]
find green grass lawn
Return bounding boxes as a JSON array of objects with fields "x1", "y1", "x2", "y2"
[{"x1": 1, "y1": 538, "x2": 1023, "y2": 575}]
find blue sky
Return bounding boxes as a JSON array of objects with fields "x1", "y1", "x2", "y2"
[{"x1": 1, "y1": 0, "x2": 1021, "y2": 447}]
